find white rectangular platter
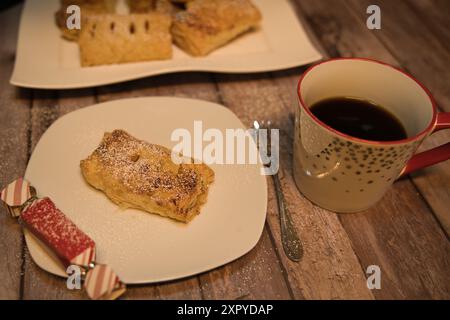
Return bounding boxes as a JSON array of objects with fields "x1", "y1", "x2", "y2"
[{"x1": 11, "y1": 0, "x2": 322, "y2": 89}]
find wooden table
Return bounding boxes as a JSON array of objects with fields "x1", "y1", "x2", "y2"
[{"x1": 0, "y1": 1, "x2": 449, "y2": 300}]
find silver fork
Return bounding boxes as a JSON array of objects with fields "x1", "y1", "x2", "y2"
[{"x1": 254, "y1": 121, "x2": 303, "y2": 262}]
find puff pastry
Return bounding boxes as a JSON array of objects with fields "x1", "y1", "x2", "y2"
[
  {"x1": 78, "y1": 13, "x2": 172, "y2": 66},
  {"x1": 55, "y1": 0, "x2": 117, "y2": 41},
  {"x1": 80, "y1": 130, "x2": 214, "y2": 223},
  {"x1": 171, "y1": 0, "x2": 262, "y2": 56},
  {"x1": 127, "y1": 0, "x2": 179, "y2": 15}
]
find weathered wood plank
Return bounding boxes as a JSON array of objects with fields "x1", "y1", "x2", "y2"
[
  {"x1": 3, "y1": 0, "x2": 448, "y2": 300},
  {"x1": 344, "y1": 0, "x2": 450, "y2": 236},
  {"x1": 199, "y1": 224, "x2": 292, "y2": 300},
  {"x1": 347, "y1": 0, "x2": 450, "y2": 112},
  {"x1": 339, "y1": 180, "x2": 450, "y2": 299},
  {"x1": 212, "y1": 72, "x2": 374, "y2": 299},
  {"x1": 97, "y1": 75, "x2": 216, "y2": 300},
  {"x1": 294, "y1": 0, "x2": 450, "y2": 298},
  {"x1": 98, "y1": 73, "x2": 292, "y2": 300},
  {"x1": 123, "y1": 277, "x2": 203, "y2": 300},
  {"x1": 22, "y1": 89, "x2": 96, "y2": 300},
  {"x1": 22, "y1": 251, "x2": 87, "y2": 299},
  {"x1": 0, "y1": 3, "x2": 30, "y2": 300},
  {"x1": 22, "y1": 89, "x2": 200, "y2": 300},
  {"x1": 97, "y1": 73, "x2": 219, "y2": 104},
  {"x1": 292, "y1": 0, "x2": 397, "y2": 63},
  {"x1": 405, "y1": 0, "x2": 450, "y2": 52},
  {"x1": 412, "y1": 130, "x2": 450, "y2": 236}
]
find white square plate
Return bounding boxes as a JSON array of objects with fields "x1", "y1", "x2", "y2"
[
  {"x1": 24, "y1": 97, "x2": 268, "y2": 284},
  {"x1": 11, "y1": 0, "x2": 321, "y2": 89}
]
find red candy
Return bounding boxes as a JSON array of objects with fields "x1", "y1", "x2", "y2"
[
  {"x1": 20, "y1": 198, "x2": 96, "y2": 267},
  {"x1": 0, "y1": 177, "x2": 125, "y2": 299}
]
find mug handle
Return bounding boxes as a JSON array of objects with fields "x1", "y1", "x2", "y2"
[{"x1": 400, "y1": 112, "x2": 450, "y2": 176}]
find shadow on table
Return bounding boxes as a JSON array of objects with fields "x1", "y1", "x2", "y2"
[{"x1": 0, "y1": 0, "x2": 22, "y2": 12}]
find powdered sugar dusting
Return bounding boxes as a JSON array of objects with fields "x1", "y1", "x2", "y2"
[
  {"x1": 174, "y1": 0, "x2": 262, "y2": 35},
  {"x1": 83, "y1": 130, "x2": 202, "y2": 206}
]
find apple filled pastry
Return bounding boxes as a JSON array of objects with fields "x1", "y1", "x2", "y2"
[
  {"x1": 55, "y1": 0, "x2": 262, "y2": 66},
  {"x1": 80, "y1": 130, "x2": 214, "y2": 223}
]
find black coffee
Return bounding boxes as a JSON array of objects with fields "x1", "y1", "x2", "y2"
[{"x1": 310, "y1": 97, "x2": 407, "y2": 141}]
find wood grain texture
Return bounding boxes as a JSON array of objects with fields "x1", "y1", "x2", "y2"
[
  {"x1": 294, "y1": 0, "x2": 450, "y2": 298},
  {"x1": 212, "y1": 72, "x2": 373, "y2": 299},
  {"x1": 199, "y1": 225, "x2": 292, "y2": 300},
  {"x1": 411, "y1": 130, "x2": 450, "y2": 237},
  {"x1": 405, "y1": 0, "x2": 450, "y2": 52},
  {"x1": 97, "y1": 73, "x2": 292, "y2": 300},
  {"x1": 342, "y1": 0, "x2": 450, "y2": 237},
  {"x1": 0, "y1": 0, "x2": 448, "y2": 300},
  {"x1": 22, "y1": 89, "x2": 96, "y2": 300},
  {"x1": 97, "y1": 73, "x2": 219, "y2": 104},
  {"x1": 339, "y1": 179, "x2": 450, "y2": 299},
  {"x1": 0, "y1": 4, "x2": 29, "y2": 300},
  {"x1": 347, "y1": 0, "x2": 450, "y2": 112},
  {"x1": 97, "y1": 75, "x2": 209, "y2": 300}
]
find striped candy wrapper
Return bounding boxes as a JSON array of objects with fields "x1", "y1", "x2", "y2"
[
  {"x1": 1, "y1": 178, "x2": 126, "y2": 300},
  {"x1": 20, "y1": 197, "x2": 97, "y2": 268},
  {"x1": 70, "y1": 246, "x2": 96, "y2": 268},
  {"x1": 0, "y1": 178, "x2": 34, "y2": 217},
  {"x1": 85, "y1": 264, "x2": 126, "y2": 300}
]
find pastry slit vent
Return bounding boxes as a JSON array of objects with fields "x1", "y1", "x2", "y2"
[
  {"x1": 130, "y1": 154, "x2": 140, "y2": 162},
  {"x1": 90, "y1": 24, "x2": 97, "y2": 38}
]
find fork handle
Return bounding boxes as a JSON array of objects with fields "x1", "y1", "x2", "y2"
[{"x1": 272, "y1": 173, "x2": 303, "y2": 262}]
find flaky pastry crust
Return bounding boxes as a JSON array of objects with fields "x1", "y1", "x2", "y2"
[{"x1": 80, "y1": 130, "x2": 214, "y2": 223}]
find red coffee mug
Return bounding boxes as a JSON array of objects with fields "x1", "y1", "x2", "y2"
[{"x1": 293, "y1": 58, "x2": 450, "y2": 212}]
